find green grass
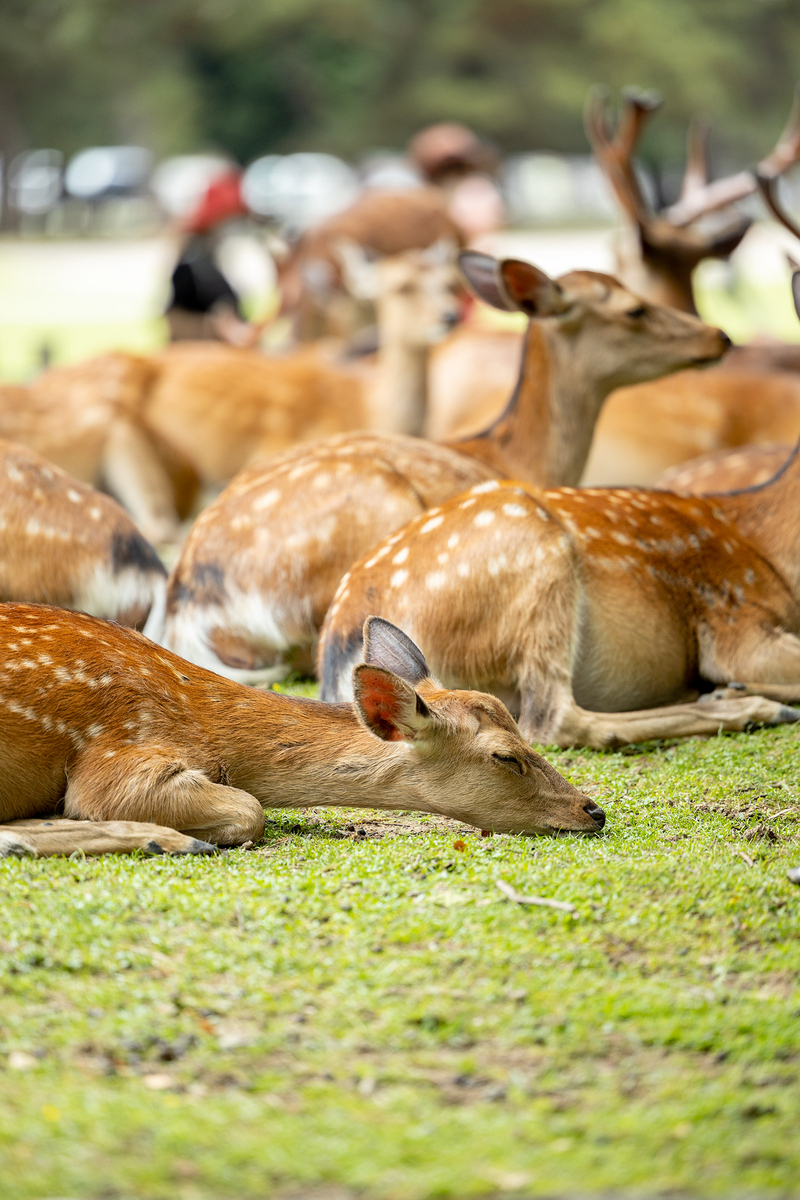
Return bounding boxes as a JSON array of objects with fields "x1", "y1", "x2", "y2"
[{"x1": 2, "y1": 709, "x2": 800, "y2": 1200}]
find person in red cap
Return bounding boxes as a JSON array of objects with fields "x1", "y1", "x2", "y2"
[{"x1": 166, "y1": 169, "x2": 259, "y2": 345}]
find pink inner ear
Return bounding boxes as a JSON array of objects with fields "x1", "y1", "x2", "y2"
[{"x1": 359, "y1": 670, "x2": 405, "y2": 741}]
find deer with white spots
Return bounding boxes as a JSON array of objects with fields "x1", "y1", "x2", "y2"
[
  {"x1": 0, "y1": 439, "x2": 165, "y2": 628},
  {"x1": 0, "y1": 606, "x2": 604, "y2": 858},
  {"x1": 155, "y1": 252, "x2": 728, "y2": 683},
  {"x1": 319, "y1": 443, "x2": 800, "y2": 748}
]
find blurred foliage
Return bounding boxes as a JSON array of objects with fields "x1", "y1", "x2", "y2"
[{"x1": 1, "y1": 0, "x2": 799, "y2": 169}]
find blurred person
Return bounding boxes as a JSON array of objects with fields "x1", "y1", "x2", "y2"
[
  {"x1": 408, "y1": 122, "x2": 504, "y2": 241},
  {"x1": 166, "y1": 169, "x2": 262, "y2": 346}
]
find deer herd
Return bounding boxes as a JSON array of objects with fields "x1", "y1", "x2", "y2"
[{"x1": 3, "y1": 88, "x2": 800, "y2": 859}]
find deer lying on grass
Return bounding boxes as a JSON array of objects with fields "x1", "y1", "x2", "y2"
[
  {"x1": 0, "y1": 608, "x2": 604, "y2": 858},
  {"x1": 0, "y1": 439, "x2": 165, "y2": 628},
  {"x1": 0, "y1": 354, "x2": 197, "y2": 546},
  {"x1": 142, "y1": 241, "x2": 461, "y2": 485},
  {"x1": 430, "y1": 87, "x2": 800, "y2": 470},
  {"x1": 320, "y1": 441, "x2": 800, "y2": 748},
  {"x1": 155, "y1": 253, "x2": 728, "y2": 682}
]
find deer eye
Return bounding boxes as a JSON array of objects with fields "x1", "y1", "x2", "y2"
[
  {"x1": 626, "y1": 305, "x2": 647, "y2": 319},
  {"x1": 492, "y1": 753, "x2": 524, "y2": 775}
]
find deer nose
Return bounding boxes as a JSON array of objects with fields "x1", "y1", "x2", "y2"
[
  {"x1": 718, "y1": 329, "x2": 732, "y2": 349},
  {"x1": 583, "y1": 802, "x2": 606, "y2": 829}
]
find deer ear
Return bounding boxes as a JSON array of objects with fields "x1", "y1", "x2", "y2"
[
  {"x1": 362, "y1": 616, "x2": 429, "y2": 685},
  {"x1": 335, "y1": 238, "x2": 380, "y2": 301},
  {"x1": 499, "y1": 259, "x2": 569, "y2": 316},
  {"x1": 353, "y1": 665, "x2": 435, "y2": 743},
  {"x1": 458, "y1": 251, "x2": 518, "y2": 312},
  {"x1": 792, "y1": 270, "x2": 800, "y2": 323}
]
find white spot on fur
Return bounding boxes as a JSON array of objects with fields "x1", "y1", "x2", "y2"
[
  {"x1": 426, "y1": 571, "x2": 447, "y2": 589},
  {"x1": 253, "y1": 488, "x2": 280, "y2": 512},
  {"x1": 474, "y1": 510, "x2": 495, "y2": 527},
  {"x1": 420, "y1": 515, "x2": 444, "y2": 534},
  {"x1": 67, "y1": 489, "x2": 82, "y2": 503},
  {"x1": 457, "y1": 562, "x2": 470, "y2": 577},
  {"x1": 459, "y1": 498, "x2": 477, "y2": 509},
  {"x1": 471, "y1": 480, "x2": 500, "y2": 494},
  {"x1": 502, "y1": 504, "x2": 527, "y2": 518},
  {"x1": 391, "y1": 569, "x2": 409, "y2": 588},
  {"x1": 447, "y1": 533, "x2": 459, "y2": 549},
  {"x1": 392, "y1": 546, "x2": 409, "y2": 565}
]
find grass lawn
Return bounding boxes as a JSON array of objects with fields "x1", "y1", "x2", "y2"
[{"x1": 1, "y1": 707, "x2": 799, "y2": 1200}]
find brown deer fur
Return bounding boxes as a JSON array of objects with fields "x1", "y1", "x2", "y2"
[
  {"x1": 157, "y1": 253, "x2": 727, "y2": 682},
  {"x1": 0, "y1": 353, "x2": 198, "y2": 544},
  {"x1": 319, "y1": 455, "x2": 800, "y2": 748},
  {"x1": 278, "y1": 188, "x2": 463, "y2": 339},
  {"x1": 428, "y1": 336, "x2": 800, "y2": 488},
  {"x1": 0, "y1": 606, "x2": 604, "y2": 856},
  {"x1": 0, "y1": 439, "x2": 165, "y2": 628},
  {"x1": 656, "y1": 443, "x2": 793, "y2": 494},
  {"x1": 143, "y1": 246, "x2": 461, "y2": 477}
]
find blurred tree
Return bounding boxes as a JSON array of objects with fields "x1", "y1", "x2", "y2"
[{"x1": 1, "y1": 0, "x2": 798, "y2": 175}]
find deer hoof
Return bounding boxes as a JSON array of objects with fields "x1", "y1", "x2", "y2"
[{"x1": 0, "y1": 831, "x2": 37, "y2": 858}]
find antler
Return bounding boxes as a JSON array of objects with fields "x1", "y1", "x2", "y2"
[
  {"x1": 584, "y1": 85, "x2": 662, "y2": 227},
  {"x1": 757, "y1": 83, "x2": 800, "y2": 241},
  {"x1": 667, "y1": 84, "x2": 800, "y2": 227}
]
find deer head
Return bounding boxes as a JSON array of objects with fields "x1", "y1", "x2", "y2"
[
  {"x1": 351, "y1": 618, "x2": 605, "y2": 834},
  {"x1": 336, "y1": 239, "x2": 462, "y2": 347},
  {"x1": 585, "y1": 85, "x2": 800, "y2": 313},
  {"x1": 459, "y1": 251, "x2": 729, "y2": 396}
]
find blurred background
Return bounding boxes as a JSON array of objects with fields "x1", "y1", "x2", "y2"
[{"x1": 2, "y1": 0, "x2": 800, "y2": 380}]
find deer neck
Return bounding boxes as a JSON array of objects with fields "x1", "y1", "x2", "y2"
[
  {"x1": 717, "y1": 442, "x2": 800, "y2": 595},
  {"x1": 450, "y1": 322, "x2": 609, "y2": 488},
  {"x1": 218, "y1": 691, "x2": 450, "y2": 817},
  {"x1": 369, "y1": 331, "x2": 429, "y2": 437}
]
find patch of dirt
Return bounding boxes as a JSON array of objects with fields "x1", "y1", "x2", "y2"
[{"x1": 260, "y1": 810, "x2": 469, "y2": 843}]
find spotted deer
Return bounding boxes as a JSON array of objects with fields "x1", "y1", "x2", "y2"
[
  {"x1": 319, "y1": 447, "x2": 800, "y2": 748},
  {"x1": 0, "y1": 608, "x2": 604, "y2": 858},
  {"x1": 155, "y1": 252, "x2": 728, "y2": 682},
  {"x1": 0, "y1": 438, "x2": 165, "y2": 627}
]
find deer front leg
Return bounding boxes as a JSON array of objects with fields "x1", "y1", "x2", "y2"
[
  {"x1": 64, "y1": 747, "x2": 265, "y2": 847},
  {"x1": 102, "y1": 417, "x2": 183, "y2": 545},
  {"x1": 1, "y1": 819, "x2": 216, "y2": 857}
]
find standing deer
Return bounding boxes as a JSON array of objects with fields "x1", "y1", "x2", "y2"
[
  {"x1": 320, "y1": 434, "x2": 800, "y2": 749},
  {"x1": 0, "y1": 439, "x2": 165, "y2": 628},
  {"x1": 155, "y1": 252, "x2": 728, "y2": 682},
  {"x1": 0, "y1": 608, "x2": 604, "y2": 858}
]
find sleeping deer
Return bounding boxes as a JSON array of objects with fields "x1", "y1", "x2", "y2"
[
  {"x1": 155, "y1": 252, "x2": 728, "y2": 682},
  {"x1": 0, "y1": 439, "x2": 165, "y2": 628},
  {"x1": 0, "y1": 608, "x2": 604, "y2": 858},
  {"x1": 319, "y1": 432, "x2": 800, "y2": 749}
]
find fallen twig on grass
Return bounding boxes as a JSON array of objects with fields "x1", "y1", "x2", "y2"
[
  {"x1": 496, "y1": 880, "x2": 577, "y2": 913},
  {"x1": 736, "y1": 850, "x2": 756, "y2": 867}
]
